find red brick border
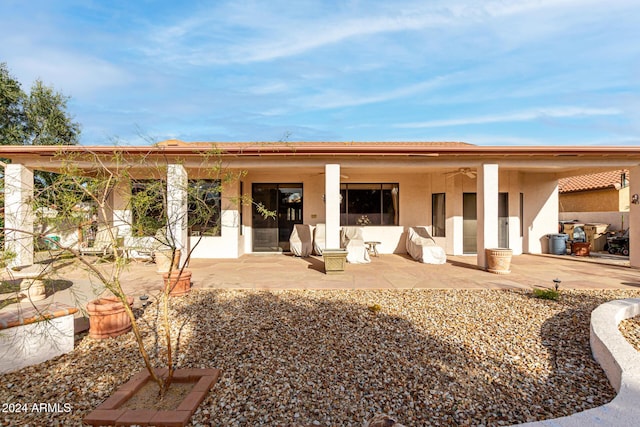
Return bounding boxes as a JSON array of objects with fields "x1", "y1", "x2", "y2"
[
  {"x1": 0, "y1": 302, "x2": 78, "y2": 329},
  {"x1": 83, "y1": 368, "x2": 221, "y2": 427}
]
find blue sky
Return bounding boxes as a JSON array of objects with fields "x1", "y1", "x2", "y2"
[{"x1": 1, "y1": 0, "x2": 639, "y2": 146}]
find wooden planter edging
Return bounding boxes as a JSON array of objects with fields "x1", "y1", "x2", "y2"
[{"x1": 83, "y1": 368, "x2": 221, "y2": 427}]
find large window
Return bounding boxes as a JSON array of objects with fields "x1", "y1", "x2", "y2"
[
  {"x1": 432, "y1": 193, "x2": 446, "y2": 237},
  {"x1": 131, "y1": 180, "x2": 165, "y2": 236},
  {"x1": 131, "y1": 179, "x2": 221, "y2": 237},
  {"x1": 189, "y1": 179, "x2": 221, "y2": 237},
  {"x1": 340, "y1": 183, "x2": 399, "y2": 226}
]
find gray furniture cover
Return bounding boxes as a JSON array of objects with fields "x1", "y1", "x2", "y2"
[
  {"x1": 406, "y1": 226, "x2": 446, "y2": 264},
  {"x1": 289, "y1": 224, "x2": 314, "y2": 257}
]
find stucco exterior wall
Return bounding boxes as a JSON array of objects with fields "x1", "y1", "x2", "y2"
[
  {"x1": 630, "y1": 166, "x2": 640, "y2": 268},
  {"x1": 189, "y1": 180, "x2": 242, "y2": 259},
  {"x1": 94, "y1": 167, "x2": 562, "y2": 259},
  {"x1": 233, "y1": 169, "x2": 530, "y2": 257},
  {"x1": 620, "y1": 186, "x2": 630, "y2": 212},
  {"x1": 559, "y1": 188, "x2": 624, "y2": 212},
  {"x1": 522, "y1": 173, "x2": 558, "y2": 254},
  {"x1": 559, "y1": 212, "x2": 628, "y2": 231}
]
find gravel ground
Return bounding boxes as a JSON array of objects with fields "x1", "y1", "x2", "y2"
[
  {"x1": 620, "y1": 315, "x2": 640, "y2": 351},
  {"x1": 1, "y1": 289, "x2": 640, "y2": 427}
]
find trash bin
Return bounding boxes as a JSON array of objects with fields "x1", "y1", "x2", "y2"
[
  {"x1": 45, "y1": 235, "x2": 60, "y2": 249},
  {"x1": 548, "y1": 233, "x2": 568, "y2": 255}
]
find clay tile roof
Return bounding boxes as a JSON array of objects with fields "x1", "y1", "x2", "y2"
[{"x1": 559, "y1": 169, "x2": 629, "y2": 193}]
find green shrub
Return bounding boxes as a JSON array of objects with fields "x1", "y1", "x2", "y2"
[
  {"x1": 368, "y1": 303, "x2": 382, "y2": 314},
  {"x1": 533, "y1": 288, "x2": 560, "y2": 301}
]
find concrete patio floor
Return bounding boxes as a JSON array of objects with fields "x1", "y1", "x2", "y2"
[
  {"x1": 2, "y1": 252, "x2": 638, "y2": 315},
  {"x1": 186, "y1": 253, "x2": 639, "y2": 291}
]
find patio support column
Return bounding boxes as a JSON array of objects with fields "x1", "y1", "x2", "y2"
[
  {"x1": 167, "y1": 164, "x2": 188, "y2": 268},
  {"x1": 629, "y1": 165, "x2": 640, "y2": 268},
  {"x1": 477, "y1": 164, "x2": 499, "y2": 269},
  {"x1": 4, "y1": 163, "x2": 34, "y2": 267},
  {"x1": 325, "y1": 164, "x2": 341, "y2": 249},
  {"x1": 111, "y1": 180, "x2": 131, "y2": 238}
]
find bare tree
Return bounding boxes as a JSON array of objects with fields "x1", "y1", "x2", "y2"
[{"x1": 5, "y1": 145, "x2": 272, "y2": 398}]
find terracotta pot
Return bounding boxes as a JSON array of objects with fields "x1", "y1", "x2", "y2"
[
  {"x1": 154, "y1": 249, "x2": 181, "y2": 274},
  {"x1": 571, "y1": 242, "x2": 591, "y2": 256},
  {"x1": 87, "y1": 296, "x2": 134, "y2": 339},
  {"x1": 162, "y1": 270, "x2": 192, "y2": 296},
  {"x1": 485, "y1": 248, "x2": 513, "y2": 275}
]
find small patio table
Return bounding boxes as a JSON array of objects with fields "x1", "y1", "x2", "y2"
[{"x1": 365, "y1": 241, "x2": 381, "y2": 257}]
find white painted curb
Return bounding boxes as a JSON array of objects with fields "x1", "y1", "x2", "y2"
[{"x1": 516, "y1": 298, "x2": 640, "y2": 427}]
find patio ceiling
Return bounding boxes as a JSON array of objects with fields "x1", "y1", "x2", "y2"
[{"x1": 0, "y1": 142, "x2": 638, "y2": 178}]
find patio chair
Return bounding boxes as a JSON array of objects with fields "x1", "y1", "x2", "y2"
[
  {"x1": 341, "y1": 226, "x2": 371, "y2": 264},
  {"x1": 289, "y1": 224, "x2": 314, "y2": 257},
  {"x1": 79, "y1": 226, "x2": 119, "y2": 259},
  {"x1": 313, "y1": 223, "x2": 326, "y2": 255},
  {"x1": 124, "y1": 236, "x2": 156, "y2": 263},
  {"x1": 406, "y1": 226, "x2": 446, "y2": 264},
  {"x1": 124, "y1": 228, "x2": 173, "y2": 264}
]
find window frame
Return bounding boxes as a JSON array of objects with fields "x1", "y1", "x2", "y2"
[
  {"x1": 188, "y1": 179, "x2": 222, "y2": 237},
  {"x1": 131, "y1": 179, "x2": 166, "y2": 237},
  {"x1": 339, "y1": 183, "x2": 399, "y2": 226},
  {"x1": 431, "y1": 193, "x2": 446, "y2": 237}
]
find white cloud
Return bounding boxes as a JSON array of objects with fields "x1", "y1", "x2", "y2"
[
  {"x1": 139, "y1": 0, "x2": 627, "y2": 66},
  {"x1": 395, "y1": 107, "x2": 622, "y2": 128},
  {"x1": 6, "y1": 46, "x2": 132, "y2": 99},
  {"x1": 299, "y1": 75, "x2": 453, "y2": 110},
  {"x1": 244, "y1": 81, "x2": 291, "y2": 96}
]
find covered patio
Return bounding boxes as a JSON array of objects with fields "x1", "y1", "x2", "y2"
[
  {"x1": 128, "y1": 253, "x2": 640, "y2": 292},
  {"x1": 5, "y1": 253, "x2": 632, "y2": 313},
  {"x1": 2, "y1": 142, "x2": 640, "y2": 271}
]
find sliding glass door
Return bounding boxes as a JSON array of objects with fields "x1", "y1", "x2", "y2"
[{"x1": 252, "y1": 183, "x2": 303, "y2": 252}]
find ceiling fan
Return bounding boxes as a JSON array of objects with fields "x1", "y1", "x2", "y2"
[
  {"x1": 445, "y1": 168, "x2": 477, "y2": 179},
  {"x1": 318, "y1": 172, "x2": 350, "y2": 179}
]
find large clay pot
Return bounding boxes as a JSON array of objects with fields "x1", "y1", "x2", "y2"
[
  {"x1": 485, "y1": 248, "x2": 513, "y2": 275},
  {"x1": 87, "y1": 296, "x2": 134, "y2": 339},
  {"x1": 154, "y1": 249, "x2": 181, "y2": 273},
  {"x1": 163, "y1": 269, "x2": 192, "y2": 296},
  {"x1": 571, "y1": 242, "x2": 591, "y2": 256}
]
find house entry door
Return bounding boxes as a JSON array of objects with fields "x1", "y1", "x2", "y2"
[
  {"x1": 252, "y1": 183, "x2": 303, "y2": 252},
  {"x1": 463, "y1": 193, "x2": 477, "y2": 254}
]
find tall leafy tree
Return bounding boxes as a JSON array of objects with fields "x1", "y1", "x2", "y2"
[
  {"x1": 0, "y1": 63, "x2": 82, "y2": 222},
  {"x1": 0, "y1": 63, "x2": 27, "y2": 145},
  {"x1": 0, "y1": 62, "x2": 80, "y2": 146},
  {"x1": 25, "y1": 80, "x2": 81, "y2": 146}
]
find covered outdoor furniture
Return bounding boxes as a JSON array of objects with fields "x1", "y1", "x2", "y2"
[
  {"x1": 124, "y1": 228, "x2": 174, "y2": 264},
  {"x1": 406, "y1": 226, "x2": 446, "y2": 264},
  {"x1": 341, "y1": 226, "x2": 371, "y2": 264},
  {"x1": 124, "y1": 236, "x2": 156, "y2": 263},
  {"x1": 289, "y1": 224, "x2": 314, "y2": 257},
  {"x1": 79, "y1": 226, "x2": 119, "y2": 258},
  {"x1": 313, "y1": 223, "x2": 326, "y2": 255}
]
